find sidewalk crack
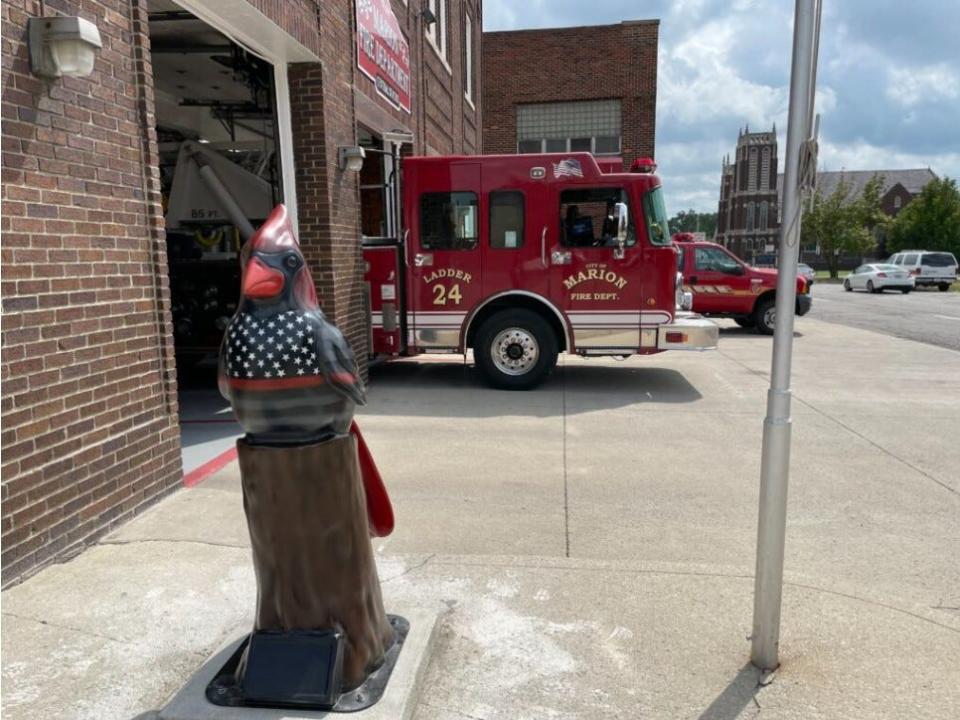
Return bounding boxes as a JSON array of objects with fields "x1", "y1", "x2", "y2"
[
  {"x1": 381, "y1": 553, "x2": 435, "y2": 583},
  {"x1": 2, "y1": 610, "x2": 129, "y2": 645},
  {"x1": 99, "y1": 538, "x2": 248, "y2": 550}
]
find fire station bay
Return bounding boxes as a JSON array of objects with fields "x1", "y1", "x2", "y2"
[{"x1": 2, "y1": 2, "x2": 670, "y2": 584}]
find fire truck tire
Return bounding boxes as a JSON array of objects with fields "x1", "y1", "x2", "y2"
[
  {"x1": 475, "y1": 310, "x2": 558, "y2": 390},
  {"x1": 753, "y1": 297, "x2": 776, "y2": 335}
]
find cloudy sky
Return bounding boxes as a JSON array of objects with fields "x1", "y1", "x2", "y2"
[{"x1": 483, "y1": 0, "x2": 960, "y2": 214}]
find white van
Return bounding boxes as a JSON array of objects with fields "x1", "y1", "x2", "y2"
[{"x1": 887, "y1": 251, "x2": 957, "y2": 291}]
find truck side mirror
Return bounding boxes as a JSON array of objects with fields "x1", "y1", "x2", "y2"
[
  {"x1": 614, "y1": 202, "x2": 628, "y2": 258},
  {"x1": 615, "y1": 202, "x2": 629, "y2": 244}
]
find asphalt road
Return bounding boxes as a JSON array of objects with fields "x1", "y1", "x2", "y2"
[{"x1": 808, "y1": 281, "x2": 960, "y2": 351}]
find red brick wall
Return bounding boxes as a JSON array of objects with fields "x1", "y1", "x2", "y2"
[
  {"x1": 482, "y1": 20, "x2": 658, "y2": 165},
  {"x1": 1, "y1": 0, "x2": 482, "y2": 584},
  {"x1": 1, "y1": 0, "x2": 181, "y2": 586}
]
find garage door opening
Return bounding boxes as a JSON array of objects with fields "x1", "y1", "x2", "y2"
[{"x1": 148, "y1": 1, "x2": 287, "y2": 472}]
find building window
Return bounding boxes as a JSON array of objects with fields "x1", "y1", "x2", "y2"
[
  {"x1": 759, "y1": 201, "x2": 768, "y2": 230},
  {"x1": 894, "y1": 195, "x2": 902, "y2": 209},
  {"x1": 420, "y1": 192, "x2": 477, "y2": 250},
  {"x1": 464, "y1": 13, "x2": 473, "y2": 105},
  {"x1": 761, "y1": 147, "x2": 771, "y2": 190},
  {"x1": 516, "y1": 100, "x2": 622, "y2": 156},
  {"x1": 748, "y1": 147, "x2": 758, "y2": 191},
  {"x1": 425, "y1": 0, "x2": 447, "y2": 61},
  {"x1": 489, "y1": 191, "x2": 524, "y2": 248},
  {"x1": 746, "y1": 202, "x2": 755, "y2": 232}
]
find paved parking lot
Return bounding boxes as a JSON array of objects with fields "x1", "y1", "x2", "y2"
[
  {"x1": 3, "y1": 316, "x2": 959, "y2": 719},
  {"x1": 809, "y1": 281, "x2": 960, "y2": 351},
  {"x1": 362, "y1": 319, "x2": 960, "y2": 606}
]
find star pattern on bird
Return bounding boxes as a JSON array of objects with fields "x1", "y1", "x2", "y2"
[{"x1": 226, "y1": 311, "x2": 324, "y2": 379}]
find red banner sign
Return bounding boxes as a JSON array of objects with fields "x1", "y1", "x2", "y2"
[{"x1": 356, "y1": 0, "x2": 411, "y2": 114}]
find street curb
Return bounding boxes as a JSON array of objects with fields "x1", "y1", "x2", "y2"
[{"x1": 183, "y1": 446, "x2": 238, "y2": 488}]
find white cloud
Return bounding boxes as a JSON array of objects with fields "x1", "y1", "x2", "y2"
[
  {"x1": 658, "y1": 18, "x2": 788, "y2": 129},
  {"x1": 482, "y1": 1, "x2": 960, "y2": 212},
  {"x1": 887, "y1": 64, "x2": 960, "y2": 107}
]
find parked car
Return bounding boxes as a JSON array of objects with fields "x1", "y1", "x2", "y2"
[
  {"x1": 887, "y1": 250, "x2": 958, "y2": 291},
  {"x1": 843, "y1": 264, "x2": 915, "y2": 293},
  {"x1": 797, "y1": 263, "x2": 816, "y2": 285}
]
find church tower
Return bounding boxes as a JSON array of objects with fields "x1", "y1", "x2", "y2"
[{"x1": 715, "y1": 126, "x2": 779, "y2": 262}]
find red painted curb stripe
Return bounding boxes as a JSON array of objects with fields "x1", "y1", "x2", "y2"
[
  {"x1": 183, "y1": 446, "x2": 238, "y2": 488},
  {"x1": 225, "y1": 373, "x2": 356, "y2": 390}
]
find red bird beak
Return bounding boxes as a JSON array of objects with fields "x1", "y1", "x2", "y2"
[{"x1": 242, "y1": 257, "x2": 285, "y2": 298}]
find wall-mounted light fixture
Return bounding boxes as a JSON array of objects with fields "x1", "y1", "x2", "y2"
[
  {"x1": 417, "y1": 7, "x2": 437, "y2": 27},
  {"x1": 338, "y1": 146, "x2": 366, "y2": 173},
  {"x1": 28, "y1": 16, "x2": 102, "y2": 78}
]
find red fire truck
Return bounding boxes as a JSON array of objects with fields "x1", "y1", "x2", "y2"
[
  {"x1": 672, "y1": 233, "x2": 811, "y2": 335},
  {"x1": 363, "y1": 152, "x2": 718, "y2": 389}
]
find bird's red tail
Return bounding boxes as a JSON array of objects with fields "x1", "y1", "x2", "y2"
[{"x1": 350, "y1": 421, "x2": 394, "y2": 537}]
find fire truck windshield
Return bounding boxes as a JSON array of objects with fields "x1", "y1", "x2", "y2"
[{"x1": 642, "y1": 186, "x2": 671, "y2": 246}]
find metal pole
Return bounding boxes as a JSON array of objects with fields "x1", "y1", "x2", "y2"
[{"x1": 750, "y1": 0, "x2": 822, "y2": 672}]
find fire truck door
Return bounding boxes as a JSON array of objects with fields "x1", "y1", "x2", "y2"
[
  {"x1": 409, "y1": 162, "x2": 482, "y2": 349},
  {"x1": 549, "y1": 185, "x2": 647, "y2": 351},
  {"x1": 688, "y1": 245, "x2": 751, "y2": 313}
]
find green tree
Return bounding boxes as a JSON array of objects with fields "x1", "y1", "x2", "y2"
[
  {"x1": 858, "y1": 174, "x2": 891, "y2": 243},
  {"x1": 668, "y1": 209, "x2": 717, "y2": 238},
  {"x1": 887, "y1": 177, "x2": 960, "y2": 256},
  {"x1": 801, "y1": 179, "x2": 876, "y2": 278}
]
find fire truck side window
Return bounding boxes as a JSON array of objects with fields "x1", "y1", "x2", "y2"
[
  {"x1": 559, "y1": 188, "x2": 635, "y2": 248},
  {"x1": 695, "y1": 247, "x2": 741, "y2": 274},
  {"x1": 420, "y1": 192, "x2": 479, "y2": 250},
  {"x1": 489, "y1": 191, "x2": 524, "y2": 249}
]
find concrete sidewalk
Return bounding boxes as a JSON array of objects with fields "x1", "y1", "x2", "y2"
[{"x1": 3, "y1": 319, "x2": 959, "y2": 719}]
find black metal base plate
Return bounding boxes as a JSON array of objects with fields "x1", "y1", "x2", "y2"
[{"x1": 205, "y1": 615, "x2": 409, "y2": 713}]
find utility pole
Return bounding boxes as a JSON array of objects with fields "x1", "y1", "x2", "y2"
[{"x1": 750, "y1": 0, "x2": 822, "y2": 672}]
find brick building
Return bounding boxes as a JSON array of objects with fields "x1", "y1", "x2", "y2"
[
  {"x1": 714, "y1": 126, "x2": 780, "y2": 262},
  {"x1": 786, "y1": 168, "x2": 937, "y2": 260},
  {"x1": 1, "y1": 0, "x2": 481, "y2": 585},
  {"x1": 482, "y1": 20, "x2": 658, "y2": 167}
]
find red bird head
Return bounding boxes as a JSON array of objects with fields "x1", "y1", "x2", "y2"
[{"x1": 240, "y1": 204, "x2": 318, "y2": 309}]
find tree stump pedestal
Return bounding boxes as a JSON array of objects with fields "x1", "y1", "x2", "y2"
[{"x1": 205, "y1": 434, "x2": 400, "y2": 710}]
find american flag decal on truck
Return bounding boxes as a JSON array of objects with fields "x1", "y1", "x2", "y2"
[{"x1": 552, "y1": 158, "x2": 583, "y2": 178}]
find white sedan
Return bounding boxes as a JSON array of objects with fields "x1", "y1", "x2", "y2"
[{"x1": 844, "y1": 263, "x2": 915, "y2": 293}]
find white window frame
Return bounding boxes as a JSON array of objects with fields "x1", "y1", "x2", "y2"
[
  {"x1": 516, "y1": 136, "x2": 622, "y2": 156},
  {"x1": 425, "y1": 0, "x2": 450, "y2": 73},
  {"x1": 464, "y1": 13, "x2": 474, "y2": 108}
]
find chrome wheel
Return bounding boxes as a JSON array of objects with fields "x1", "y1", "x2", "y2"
[{"x1": 491, "y1": 327, "x2": 539, "y2": 376}]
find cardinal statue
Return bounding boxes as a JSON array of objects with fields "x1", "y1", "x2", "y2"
[
  {"x1": 218, "y1": 204, "x2": 393, "y2": 536},
  {"x1": 214, "y1": 204, "x2": 396, "y2": 704}
]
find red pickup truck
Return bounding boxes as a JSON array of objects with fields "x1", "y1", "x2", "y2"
[{"x1": 673, "y1": 235, "x2": 811, "y2": 334}]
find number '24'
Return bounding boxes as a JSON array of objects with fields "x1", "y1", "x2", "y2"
[{"x1": 432, "y1": 283, "x2": 462, "y2": 305}]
